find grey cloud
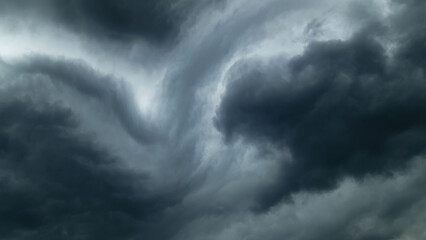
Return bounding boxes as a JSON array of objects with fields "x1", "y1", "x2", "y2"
[
  {"x1": 0, "y1": 99, "x2": 177, "y2": 240},
  {"x1": 215, "y1": 2, "x2": 426, "y2": 210},
  {"x1": 173, "y1": 160, "x2": 426, "y2": 240},
  {"x1": 12, "y1": 56, "x2": 159, "y2": 144},
  {"x1": 0, "y1": 54, "x2": 204, "y2": 195},
  {"x1": 0, "y1": 57, "x2": 205, "y2": 240},
  {"x1": 0, "y1": 0, "x2": 199, "y2": 44},
  {"x1": 2, "y1": 0, "x2": 426, "y2": 239},
  {"x1": 161, "y1": 0, "x2": 324, "y2": 139}
]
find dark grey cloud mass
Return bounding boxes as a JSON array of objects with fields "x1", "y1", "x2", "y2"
[
  {"x1": 216, "y1": 22, "x2": 426, "y2": 209},
  {"x1": 0, "y1": 100, "x2": 173, "y2": 239},
  {"x1": 1, "y1": 0, "x2": 426, "y2": 239},
  {"x1": 0, "y1": 0, "x2": 202, "y2": 44},
  {"x1": 13, "y1": 56, "x2": 160, "y2": 143}
]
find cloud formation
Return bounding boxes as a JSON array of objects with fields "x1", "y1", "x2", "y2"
[
  {"x1": 216, "y1": 22, "x2": 426, "y2": 208},
  {"x1": 1, "y1": 0, "x2": 426, "y2": 239},
  {"x1": 0, "y1": 99, "x2": 175, "y2": 239},
  {"x1": 0, "y1": 0, "x2": 202, "y2": 44}
]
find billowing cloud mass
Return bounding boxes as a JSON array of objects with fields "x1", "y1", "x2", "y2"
[{"x1": 1, "y1": 0, "x2": 426, "y2": 239}]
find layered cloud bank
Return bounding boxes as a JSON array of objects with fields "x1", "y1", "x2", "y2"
[{"x1": 1, "y1": 0, "x2": 426, "y2": 239}]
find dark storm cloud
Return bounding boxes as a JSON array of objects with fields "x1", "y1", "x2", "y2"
[
  {"x1": 161, "y1": 0, "x2": 317, "y2": 139},
  {"x1": 303, "y1": 171, "x2": 426, "y2": 240},
  {"x1": 2, "y1": 0, "x2": 426, "y2": 239},
  {"x1": 215, "y1": 4, "x2": 426, "y2": 209},
  {"x1": 12, "y1": 56, "x2": 159, "y2": 143},
  {"x1": 0, "y1": 99, "x2": 178, "y2": 240},
  {"x1": 0, "y1": 55, "x2": 207, "y2": 240},
  {"x1": 302, "y1": 163, "x2": 426, "y2": 240},
  {"x1": 0, "y1": 0, "x2": 197, "y2": 44},
  {"x1": 174, "y1": 158, "x2": 426, "y2": 240}
]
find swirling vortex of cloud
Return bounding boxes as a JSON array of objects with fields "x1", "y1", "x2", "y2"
[{"x1": 1, "y1": 0, "x2": 426, "y2": 239}]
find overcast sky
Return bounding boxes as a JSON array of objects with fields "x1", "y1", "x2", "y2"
[{"x1": 1, "y1": 0, "x2": 426, "y2": 239}]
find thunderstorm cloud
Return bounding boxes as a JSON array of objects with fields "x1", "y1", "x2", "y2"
[{"x1": 0, "y1": 0, "x2": 426, "y2": 239}]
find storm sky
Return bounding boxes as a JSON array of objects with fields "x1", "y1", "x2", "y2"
[{"x1": 1, "y1": 0, "x2": 426, "y2": 239}]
